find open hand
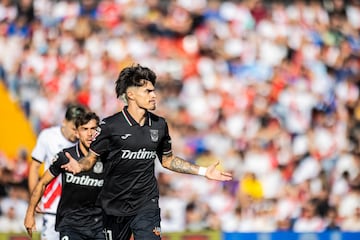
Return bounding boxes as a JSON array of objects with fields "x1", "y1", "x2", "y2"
[
  {"x1": 61, "y1": 152, "x2": 82, "y2": 174},
  {"x1": 206, "y1": 161, "x2": 233, "y2": 181}
]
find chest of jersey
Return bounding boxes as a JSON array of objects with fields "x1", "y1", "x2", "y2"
[
  {"x1": 110, "y1": 124, "x2": 163, "y2": 153},
  {"x1": 101, "y1": 125, "x2": 163, "y2": 175}
]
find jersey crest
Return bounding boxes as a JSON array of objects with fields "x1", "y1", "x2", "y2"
[
  {"x1": 150, "y1": 129, "x2": 158, "y2": 142},
  {"x1": 93, "y1": 161, "x2": 103, "y2": 173}
]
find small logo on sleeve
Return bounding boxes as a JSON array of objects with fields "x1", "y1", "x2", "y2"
[
  {"x1": 51, "y1": 154, "x2": 59, "y2": 164},
  {"x1": 92, "y1": 127, "x2": 102, "y2": 141}
]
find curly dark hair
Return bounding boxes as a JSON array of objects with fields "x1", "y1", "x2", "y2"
[{"x1": 115, "y1": 64, "x2": 157, "y2": 99}]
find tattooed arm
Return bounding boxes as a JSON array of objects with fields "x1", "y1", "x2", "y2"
[
  {"x1": 161, "y1": 153, "x2": 232, "y2": 181},
  {"x1": 24, "y1": 171, "x2": 55, "y2": 237}
]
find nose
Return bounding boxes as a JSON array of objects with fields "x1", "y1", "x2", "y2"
[{"x1": 88, "y1": 129, "x2": 95, "y2": 136}]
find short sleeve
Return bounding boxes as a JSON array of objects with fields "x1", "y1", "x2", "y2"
[
  {"x1": 157, "y1": 120, "x2": 172, "y2": 162},
  {"x1": 90, "y1": 120, "x2": 111, "y2": 156},
  {"x1": 48, "y1": 151, "x2": 67, "y2": 177},
  {"x1": 31, "y1": 130, "x2": 47, "y2": 163}
]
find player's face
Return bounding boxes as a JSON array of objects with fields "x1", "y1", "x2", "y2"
[
  {"x1": 62, "y1": 120, "x2": 77, "y2": 143},
  {"x1": 76, "y1": 119, "x2": 98, "y2": 148},
  {"x1": 132, "y1": 80, "x2": 157, "y2": 111}
]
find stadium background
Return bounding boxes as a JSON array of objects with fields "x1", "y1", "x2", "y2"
[{"x1": 0, "y1": 0, "x2": 360, "y2": 239}]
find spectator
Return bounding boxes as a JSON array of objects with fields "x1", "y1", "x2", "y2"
[
  {"x1": 341, "y1": 205, "x2": 360, "y2": 231},
  {"x1": 293, "y1": 201, "x2": 325, "y2": 232},
  {"x1": 0, "y1": 207, "x2": 24, "y2": 233},
  {"x1": 324, "y1": 206, "x2": 341, "y2": 231}
]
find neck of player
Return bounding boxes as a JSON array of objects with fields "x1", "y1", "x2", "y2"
[{"x1": 127, "y1": 104, "x2": 147, "y2": 126}]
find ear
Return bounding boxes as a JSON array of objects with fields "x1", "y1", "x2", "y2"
[
  {"x1": 75, "y1": 130, "x2": 80, "y2": 139},
  {"x1": 126, "y1": 88, "x2": 135, "y2": 101},
  {"x1": 61, "y1": 119, "x2": 66, "y2": 127}
]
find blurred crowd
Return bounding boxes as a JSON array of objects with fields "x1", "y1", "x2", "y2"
[{"x1": 1, "y1": 0, "x2": 360, "y2": 234}]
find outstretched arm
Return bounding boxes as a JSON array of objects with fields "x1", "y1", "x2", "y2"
[
  {"x1": 61, "y1": 150, "x2": 98, "y2": 174},
  {"x1": 161, "y1": 154, "x2": 232, "y2": 181},
  {"x1": 24, "y1": 171, "x2": 54, "y2": 237}
]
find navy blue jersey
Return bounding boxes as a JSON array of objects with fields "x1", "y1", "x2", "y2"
[
  {"x1": 49, "y1": 143, "x2": 104, "y2": 232},
  {"x1": 90, "y1": 107, "x2": 172, "y2": 216}
]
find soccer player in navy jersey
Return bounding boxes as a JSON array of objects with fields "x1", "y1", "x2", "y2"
[
  {"x1": 25, "y1": 111, "x2": 105, "y2": 240},
  {"x1": 61, "y1": 64, "x2": 233, "y2": 240},
  {"x1": 28, "y1": 104, "x2": 86, "y2": 240}
]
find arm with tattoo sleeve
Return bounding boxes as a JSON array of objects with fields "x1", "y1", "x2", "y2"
[
  {"x1": 168, "y1": 156, "x2": 199, "y2": 174},
  {"x1": 162, "y1": 153, "x2": 232, "y2": 181}
]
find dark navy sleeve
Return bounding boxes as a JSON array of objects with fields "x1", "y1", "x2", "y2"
[
  {"x1": 48, "y1": 151, "x2": 67, "y2": 177},
  {"x1": 90, "y1": 120, "x2": 110, "y2": 156},
  {"x1": 157, "y1": 120, "x2": 172, "y2": 163}
]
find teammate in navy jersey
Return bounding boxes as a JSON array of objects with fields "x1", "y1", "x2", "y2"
[
  {"x1": 62, "y1": 64, "x2": 233, "y2": 240},
  {"x1": 25, "y1": 111, "x2": 105, "y2": 240},
  {"x1": 29, "y1": 104, "x2": 86, "y2": 240}
]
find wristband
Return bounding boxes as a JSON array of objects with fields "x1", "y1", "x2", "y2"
[{"x1": 198, "y1": 166, "x2": 207, "y2": 176}]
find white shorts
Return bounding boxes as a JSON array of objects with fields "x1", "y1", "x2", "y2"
[{"x1": 41, "y1": 214, "x2": 59, "y2": 240}]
